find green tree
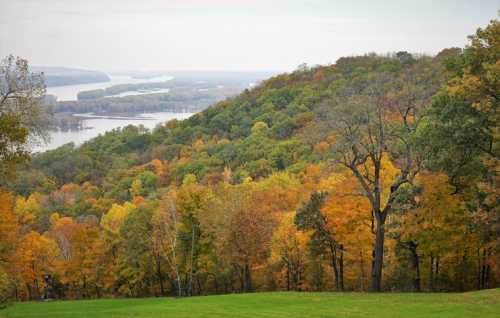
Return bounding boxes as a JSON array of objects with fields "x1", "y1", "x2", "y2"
[
  {"x1": 295, "y1": 191, "x2": 344, "y2": 291},
  {"x1": 423, "y1": 18, "x2": 499, "y2": 189},
  {"x1": 118, "y1": 203, "x2": 156, "y2": 297},
  {"x1": 421, "y1": 18, "x2": 499, "y2": 290}
]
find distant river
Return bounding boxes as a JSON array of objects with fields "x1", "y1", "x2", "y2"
[
  {"x1": 46, "y1": 74, "x2": 173, "y2": 101},
  {"x1": 37, "y1": 74, "x2": 189, "y2": 153},
  {"x1": 34, "y1": 112, "x2": 193, "y2": 153}
]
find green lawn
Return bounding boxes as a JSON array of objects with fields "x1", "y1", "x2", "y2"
[{"x1": 2, "y1": 289, "x2": 499, "y2": 318}]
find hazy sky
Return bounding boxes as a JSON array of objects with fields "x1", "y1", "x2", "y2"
[{"x1": 0, "y1": 0, "x2": 498, "y2": 72}]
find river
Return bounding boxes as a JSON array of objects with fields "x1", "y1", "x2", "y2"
[
  {"x1": 37, "y1": 74, "x2": 192, "y2": 153},
  {"x1": 34, "y1": 112, "x2": 193, "y2": 153},
  {"x1": 46, "y1": 74, "x2": 173, "y2": 101}
]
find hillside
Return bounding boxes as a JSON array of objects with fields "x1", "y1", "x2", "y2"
[
  {"x1": 21, "y1": 52, "x2": 447, "y2": 187},
  {"x1": 1, "y1": 19, "x2": 498, "y2": 302}
]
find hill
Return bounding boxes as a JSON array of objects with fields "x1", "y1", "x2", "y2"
[
  {"x1": 31, "y1": 66, "x2": 110, "y2": 87},
  {"x1": 19, "y1": 52, "x2": 448, "y2": 187}
]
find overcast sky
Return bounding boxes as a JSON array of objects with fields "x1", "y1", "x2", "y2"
[{"x1": 0, "y1": 0, "x2": 498, "y2": 72}]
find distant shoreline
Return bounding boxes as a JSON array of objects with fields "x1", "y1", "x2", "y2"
[{"x1": 72, "y1": 111, "x2": 191, "y2": 121}]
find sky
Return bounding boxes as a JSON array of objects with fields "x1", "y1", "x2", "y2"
[{"x1": 0, "y1": 0, "x2": 498, "y2": 72}]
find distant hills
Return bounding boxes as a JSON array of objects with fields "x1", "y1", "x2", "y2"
[
  {"x1": 31, "y1": 66, "x2": 110, "y2": 87},
  {"x1": 32, "y1": 66, "x2": 278, "y2": 88}
]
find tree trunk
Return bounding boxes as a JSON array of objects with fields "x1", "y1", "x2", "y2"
[
  {"x1": 329, "y1": 245, "x2": 339, "y2": 291},
  {"x1": 339, "y1": 245, "x2": 344, "y2": 291},
  {"x1": 293, "y1": 261, "x2": 300, "y2": 291},
  {"x1": 286, "y1": 261, "x2": 290, "y2": 291},
  {"x1": 407, "y1": 242, "x2": 421, "y2": 292},
  {"x1": 188, "y1": 227, "x2": 195, "y2": 296},
  {"x1": 238, "y1": 265, "x2": 245, "y2": 292},
  {"x1": 156, "y1": 254, "x2": 165, "y2": 296},
  {"x1": 26, "y1": 283, "x2": 32, "y2": 301},
  {"x1": 476, "y1": 247, "x2": 482, "y2": 290},
  {"x1": 245, "y1": 263, "x2": 253, "y2": 292},
  {"x1": 359, "y1": 250, "x2": 366, "y2": 291},
  {"x1": 176, "y1": 272, "x2": 182, "y2": 297},
  {"x1": 83, "y1": 275, "x2": 87, "y2": 298},
  {"x1": 484, "y1": 248, "x2": 491, "y2": 289},
  {"x1": 429, "y1": 255, "x2": 434, "y2": 291},
  {"x1": 34, "y1": 278, "x2": 40, "y2": 300},
  {"x1": 460, "y1": 251, "x2": 467, "y2": 291},
  {"x1": 484, "y1": 264, "x2": 491, "y2": 289},
  {"x1": 370, "y1": 214, "x2": 385, "y2": 292},
  {"x1": 480, "y1": 248, "x2": 487, "y2": 290},
  {"x1": 241, "y1": 262, "x2": 253, "y2": 292},
  {"x1": 435, "y1": 256, "x2": 439, "y2": 280},
  {"x1": 213, "y1": 274, "x2": 219, "y2": 294},
  {"x1": 196, "y1": 276, "x2": 202, "y2": 296}
]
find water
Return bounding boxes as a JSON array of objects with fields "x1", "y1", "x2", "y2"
[
  {"x1": 109, "y1": 88, "x2": 170, "y2": 98},
  {"x1": 46, "y1": 75, "x2": 173, "y2": 101},
  {"x1": 37, "y1": 74, "x2": 187, "y2": 153},
  {"x1": 34, "y1": 112, "x2": 193, "y2": 153}
]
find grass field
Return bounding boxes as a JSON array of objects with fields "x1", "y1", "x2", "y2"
[{"x1": 1, "y1": 289, "x2": 499, "y2": 318}]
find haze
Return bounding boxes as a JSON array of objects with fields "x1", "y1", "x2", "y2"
[{"x1": 0, "y1": 0, "x2": 498, "y2": 72}]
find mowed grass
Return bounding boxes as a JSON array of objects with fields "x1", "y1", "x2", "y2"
[{"x1": 2, "y1": 289, "x2": 499, "y2": 318}]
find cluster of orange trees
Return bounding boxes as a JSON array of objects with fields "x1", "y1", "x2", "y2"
[{"x1": 1, "y1": 165, "x2": 494, "y2": 299}]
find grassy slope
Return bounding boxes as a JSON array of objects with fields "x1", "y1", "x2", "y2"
[{"x1": 2, "y1": 289, "x2": 499, "y2": 318}]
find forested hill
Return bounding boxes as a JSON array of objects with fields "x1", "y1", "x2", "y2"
[
  {"x1": 3, "y1": 19, "x2": 498, "y2": 300},
  {"x1": 15, "y1": 51, "x2": 449, "y2": 189}
]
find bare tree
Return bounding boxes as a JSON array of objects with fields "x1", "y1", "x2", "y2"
[
  {"x1": 0, "y1": 55, "x2": 49, "y2": 181},
  {"x1": 152, "y1": 193, "x2": 183, "y2": 296},
  {"x1": 321, "y1": 59, "x2": 440, "y2": 291}
]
